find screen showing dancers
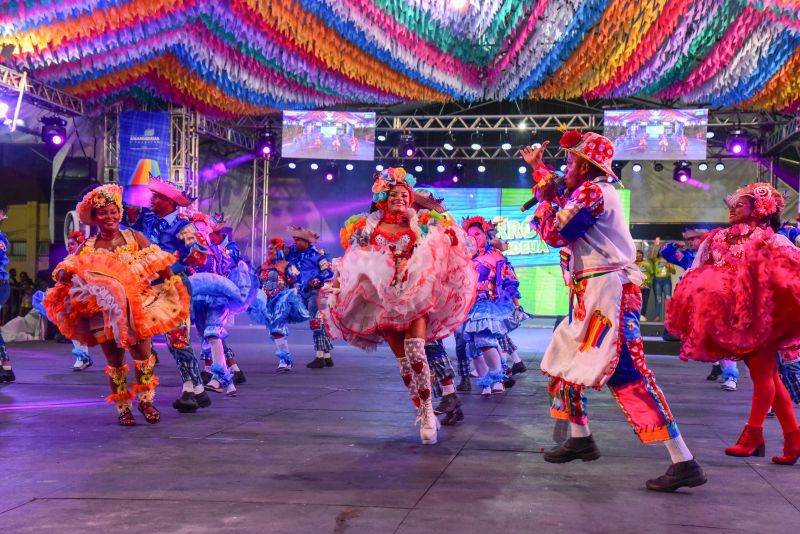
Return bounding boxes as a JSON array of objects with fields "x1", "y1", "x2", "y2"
[
  {"x1": 603, "y1": 109, "x2": 708, "y2": 161},
  {"x1": 282, "y1": 111, "x2": 376, "y2": 161},
  {"x1": 423, "y1": 186, "x2": 630, "y2": 316}
]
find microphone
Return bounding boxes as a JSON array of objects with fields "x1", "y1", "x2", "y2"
[
  {"x1": 521, "y1": 173, "x2": 566, "y2": 212},
  {"x1": 520, "y1": 197, "x2": 538, "y2": 212}
]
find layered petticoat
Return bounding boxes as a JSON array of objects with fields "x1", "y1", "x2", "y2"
[
  {"x1": 247, "y1": 288, "x2": 310, "y2": 332},
  {"x1": 666, "y1": 241, "x2": 800, "y2": 363},
  {"x1": 43, "y1": 246, "x2": 189, "y2": 348},
  {"x1": 189, "y1": 262, "x2": 258, "y2": 338},
  {"x1": 322, "y1": 225, "x2": 477, "y2": 351},
  {"x1": 463, "y1": 297, "x2": 527, "y2": 340}
]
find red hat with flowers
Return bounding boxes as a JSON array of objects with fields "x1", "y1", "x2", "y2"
[
  {"x1": 726, "y1": 182, "x2": 786, "y2": 219},
  {"x1": 559, "y1": 130, "x2": 617, "y2": 180}
]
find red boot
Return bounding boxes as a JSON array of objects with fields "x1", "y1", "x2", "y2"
[
  {"x1": 772, "y1": 429, "x2": 800, "y2": 465},
  {"x1": 725, "y1": 424, "x2": 765, "y2": 457}
]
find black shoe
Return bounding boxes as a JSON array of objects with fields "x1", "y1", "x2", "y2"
[
  {"x1": 324, "y1": 357, "x2": 334, "y2": 367},
  {"x1": 511, "y1": 361, "x2": 527, "y2": 375},
  {"x1": 172, "y1": 391, "x2": 199, "y2": 413},
  {"x1": 543, "y1": 436, "x2": 600, "y2": 463},
  {"x1": 706, "y1": 364, "x2": 722, "y2": 381},
  {"x1": 306, "y1": 357, "x2": 326, "y2": 369},
  {"x1": 201, "y1": 370, "x2": 213, "y2": 385},
  {"x1": 195, "y1": 391, "x2": 212, "y2": 408},
  {"x1": 456, "y1": 376, "x2": 471, "y2": 392},
  {"x1": 233, "y1": 370, "x2": 247, "y2": 384},
  {"x1": 503, "y1": 375, "x2": 516, "y2": 389},
  {"x1": 434, "y1": 392, "x2": 461, "y2": 415},
  {"x1": 646, "y1": 459, "x2": 707, "y2": 492},
  {"x1": 0, "y1": 368, "x2": 15, "y2": 383},
  {"x1": 442, "y1": 407, "x2": 464, "y2": 426}
]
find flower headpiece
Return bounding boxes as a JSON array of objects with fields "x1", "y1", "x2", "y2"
[
  {"x1": 268, "y1": 237, "x2": 285, "y2": 250},
  {"x1": 462, "y1": 215, "x2": 491, "y2": 233},
  {"x1": 77, "y1": 184, "x2": 124, "y2": 225},
  {"x1": 67, "y1": 231, "x2": 86, "y2": 244},
  {"x1": 726, "y1": 182, "x2": 786, "y2": 219},
  {"x1": 372, "y1": 167, "x2": 417, "y2": 207}
]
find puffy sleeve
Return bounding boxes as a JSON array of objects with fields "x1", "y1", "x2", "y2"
[
  {"x1": 226, "y1": 241, "x2": 242, "y2": 264},
  {"x1": 174, "y1": 221, "x2": 209, "y2": 272},
  {"x1": 660, "y1": 243, "x2": 695, "y2": 270},
  {"x1": 690, "y1": 233, "x2": 715, "y2": 269},
  {"x1": 497, "y1": 257, "x2": 521, "y2": 299},
  {"x1": 778, "y1": 225, "x2": 800, "y2": 247},
  {"x1": 533, "y1": 182, "x2": 604, "y2": 246}
]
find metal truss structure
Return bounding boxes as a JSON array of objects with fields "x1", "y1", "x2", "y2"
[
  {"x1": 170, "y1": 108, "x2": 200, "y2": 204},
  {"x1": 249, "y1": 157, "x2": 270, "y2": 265},
  {"x1": 102, "y1": 104, "x2": 122, "y2": 183},
  {"x1": 0, "y1": 64, "x2": 84, "y2": 116},
  {"x1": 762, "y1": 114, "x2": 800, "y2": 155},
  {"x1": 196, "y1": 114, "x2": 255, "y2": 152}
]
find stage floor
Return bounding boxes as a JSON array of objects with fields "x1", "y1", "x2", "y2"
[{"x1": 1, "y1": 325, "x2": 798, "y2": 533}]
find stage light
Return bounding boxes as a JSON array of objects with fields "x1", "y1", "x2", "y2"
[
  {"x1": 726, "y1": 129, "x2": 748, "y2": 156},
  {"x1": 288, "y1": 162, "x2": 296, "y2": 169},
  {"x1": 654, "y1": 162, "x2": 664, "y2": 172},
  {"x1": 375, "y1": 164, "x2": 384, "y2": 171},
  {"x1": 414, "y1": 165, "x2": 423, "y2": 173},
  {"x1": 399, "y1": 132, "x2": 416, "y2": 158},
  {"x1": 41, "y1": 116, "x2": 67, "y2": 147},
  {"x1": 451, "y1": 163, "x2": 465, "y2": 183},
  {"x1": 673, "y1": 161, "x2": 691, "y2": 183},
  {"x1": 477, "y1": 164, "x2": 486, "y2": 173},
  {"x1": 444, "y1": 132, "x2": 456, "y2": 151},
  {"x1": 436, "y1": 163, "x2": 446, "y2": 173},
  {"x1": 698, "y1": 162, "x2": 708, "y2": 171},
  {"x1": 257, "y1": 129, "x2": 276, "y2": 157},
  {"x1": 377, "y1": 134, "x2": 387, "y2": 142},
  {"x1": 325, "y1": 162, "x2": 337, "y2": 182},
  {"x1": 560, "y1": 164, "x2": 567, "y2": 172},
  {"x1": 518, "y1": 120, "x2": 526, "y2": 130},
  {"x1": 715, "y1": 160, "x2": 725, "y2": 172},
  {"x1": 345, "y1": 163, "x2": 354, "y2": 171},
  {"x1": 470, "y1": 132, "x2": 483, "y2": 151},
  {"x1": 632, "y1": 162, "x2": 642, "y2": 173},
  {"x1": 518, "y1": 165, "x2": 527, "y2": 174},
  {"x1": 443, "y1": 141, "x2": 454, "y2": 151},
  {"x1": 706, "y1": 131, "x2": 715, "y2": 139},
  {"x1": 501, "y1": 142, "x2": 512, "y2": 150},
  {"x1": 310, "y1": 163, "x2": 319, "y2": 170}
]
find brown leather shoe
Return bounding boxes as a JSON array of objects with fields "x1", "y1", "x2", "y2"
[
  {"x1": 544, "y1": 436, "x2": 600, "y2": 463},
  {"x1": 646, "y1": 459, "x2": 707, "y2": 492}
]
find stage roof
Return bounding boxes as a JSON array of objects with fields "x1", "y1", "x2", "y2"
[{"x1": 3, "y1": 1, "x2": 800, "y2": 117}]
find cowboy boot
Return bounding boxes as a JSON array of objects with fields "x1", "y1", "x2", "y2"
[
  {"x1": 772, "y1": 428, "x2": 800, "y2": 465},
  {"x1": 725, "y1": 424, "x2": 765, "y2": 457}
]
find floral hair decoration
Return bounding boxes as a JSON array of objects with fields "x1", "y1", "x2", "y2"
[
  {"x1": 372, "y1": 167, "x2": 417, "y2": 208},
  {"x1": 462, "y1": 215, "x2": 491, "y2": 233},
  {"x1": 67, "y1": 231, "x2": 86, "y2": 244},
  {"x1": 726, "y1": 182, "x2": 786, "y2": 219},
  {"x1": 77, "y1": 184, "x2": 124, "y2": 225}
]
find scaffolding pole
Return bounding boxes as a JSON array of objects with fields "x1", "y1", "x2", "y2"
[
  {"x1": 249, "y1": 157, "x2": 270, "y2": 265},
  {"x1": 170, "y1": 108, "x2": 200, "y2": 210}
]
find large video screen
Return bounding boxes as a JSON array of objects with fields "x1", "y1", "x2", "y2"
[
  {"x1": 426, "y1": 187, "x2": 630, "y2": 316},
  {"x1": 603, "y1": 108, "x2": 708, "y2": 161},
  {"x1": 282, "y1": 111, "x2": 375, "y2": 161}
]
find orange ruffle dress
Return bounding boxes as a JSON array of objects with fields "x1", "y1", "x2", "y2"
[{"x1": 43, "y1": 229, "x2": 189, "y2": 348}]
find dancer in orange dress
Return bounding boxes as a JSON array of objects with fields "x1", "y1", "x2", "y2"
[{"x1": 44, "y1": 185, "x2": 189, "y2": 426}]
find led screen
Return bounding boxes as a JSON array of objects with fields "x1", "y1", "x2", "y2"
[
  {"x1": 282, "y1": 111, "x2": 375, "y2": 161},
  {"x1": 603, "y1": 108, "x2": 708, "y2": 161}
]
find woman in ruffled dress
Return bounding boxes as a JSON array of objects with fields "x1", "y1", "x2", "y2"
[
  {"x1": 667, "y1": 182, "x2": 800, "y2": 464},
  {"x1": 321, "y1": 168, "x2": 477, "y2": 444},
  {"x1": 460, "y1": 216, "x2": 528, "y2": 398},
  {"x1": 43, "y1": 185, "x2": 190, "y2": 426}
]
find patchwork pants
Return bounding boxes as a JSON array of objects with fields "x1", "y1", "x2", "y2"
[
  {"x1": 548, "y1": 283, "x2": 681, "y2": 444},
  {"x1": 425, "y1": 339, "x2": 456, "y2": 398},
  {"x1": 304, "y1": 289, "x2": 333, "y2": 352}
]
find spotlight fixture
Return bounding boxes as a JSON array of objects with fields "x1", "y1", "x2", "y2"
[
  {"x1": 673, "y1": 161, "x2": 691, "y2": 183},
  {"x1": 698, "y1": 162, "x2": 708, "y2": 171},
  {"x1": 256, "y1": 129, "x2": 276, "y2": 157},
  {"x1": 345, "y1": 163, "x2": 354, "y2": 171},
  {"x1": 399, "y1": 132, "x2": 416, "y2": 158},
  {"x1": 706, "y1": 131, "x2": 715, "y2": 139},
  {"x1": 377, "y1": 134, "x2": 387, "y2": 142},
  {"x1": 715, "y1": 160, "x2": 725, "y2": 172},
  {"x1": 414, "y1": 164, "x2": 423, "y2": 173},
  {"x1": 451, "y1": 163, "x2": 465, "y2": 183},
  {"x1": 310, "y1": 163, "x2": 319, "y2": 170},
  {"x1": 632, "y1": 162, "x2": 642, "y2": 173},
  {"x1": 726, "y1": 129, "x2": 748, "y2": 156},
  {"x1": 654, "y1": 162, "x2": 664, "y2": 173},
  {"x1": 375, "y1": 164, "x2": 384, "y2": 171},
  {"x1": 288, "y1": 162, "x2": 296, "y2": 169},
  {"x1": 501, "y1": 141, "x2": 512, "y2": 150},
  {"x1": 559, "y1": 164, "x2": 567, "y2": 172},
  {"x1": 477, "y1": 164, "x2": 486, "y2": 173},
  {"x1": 518, "y1": 165, "x2": 527, "y2": 174},
  {"x1": 324, "y1": 162, "x2": 337, "y2": 182},
  {"x1": 436, "y1": 163, "x2": 446, "y2": 173},
  {"x1": 443, "y1": 132, "x2": 456, "y2": 151},
  {"x1": 518, "y1": 120, "x2": 526, "y2": 130},
  {"x1": 41, "y1": 116, "x2": 67, "y2": 147},
  {"x1": 470, "y1": 132, "x2": 483, "y2": 151}
]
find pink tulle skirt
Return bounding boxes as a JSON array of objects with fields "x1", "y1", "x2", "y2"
[
  {"x1": 321, "y1": 226, "x2": 477, "y2": 351},
  {"x1": 666, "y1": 246, "x2": 800, "y2": 362}
]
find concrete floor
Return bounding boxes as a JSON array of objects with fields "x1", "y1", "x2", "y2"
[{"x1": 1, "y1": 325, "x2": 799, "y2": 533}]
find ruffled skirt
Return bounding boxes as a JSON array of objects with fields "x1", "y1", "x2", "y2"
[
  {"x1": 247, "y1": 288, "x2": 310, "y2": 332},
  {"x1": 43, "y1": 250, "x2": 189, "y2": 348},
  {"x1": 463, "y1": 296, "x2": 526, "y2": 339},
  {"x1": 322, "y1": 226, "x2": 477, "y2": 351},
  {"x1": 666, "y1": 246, "x2": 800, "y2": 362}
]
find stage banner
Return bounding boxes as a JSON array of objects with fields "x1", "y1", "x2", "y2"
[{"x1": 119, "y1": 112, "x2": 170, "y2": 206}]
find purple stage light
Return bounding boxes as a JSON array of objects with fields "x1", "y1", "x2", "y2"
[
  {"x1": 51, "y1": 134, "x2": 64, "y2": 146},
  {"x1": 731, "y1": 143, "x2": 742, "y2": 155},
  {"x1": 261, "y1": 145, "x2": 271, "y2": 155},
  {"x1": 452, "y1": 175, "x2": 459, "y2": 183},
  {"x1": 325, "y1": 172, "x2": 334, "y2": 181}
]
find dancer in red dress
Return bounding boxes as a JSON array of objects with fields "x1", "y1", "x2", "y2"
[{"x1": 667, "y1": 182, "x2": 800, "y2": 464}]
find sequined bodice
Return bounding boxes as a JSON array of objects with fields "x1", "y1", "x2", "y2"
[{"x1": 371, "y1": 227, "x2": 416, "y2": 258}]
